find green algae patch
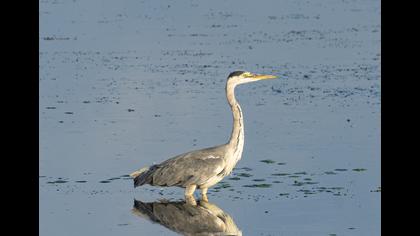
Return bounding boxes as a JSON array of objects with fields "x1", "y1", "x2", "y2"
[
  {"x1": 298, "y1": 189, "x2": 316, "y2": 194},
  {"x1": 47, "y1": 180, "x2": 68, "y2": 184},
  {"x1": 324, "y1": 171, "x2": 337, "y2": 175},
  {"x1": 237, "y1": 173, "x2": 252, "y2": 177},
  {"x1": 292, "y1": 181, "x2": 304, "y2": 186},
  {"x1": 229, "y1": 177, "x2": 241, "y2": 181},
  {"x1": 272, "y1": 173, "x2": 289, "y2": 176},
  {"x1": 252, "y1": 179, "x2": 266, "y2": 182},
  {"x1": 260, "y1": 159, "x2": 276, "y2": 164},
  {"x1": 243, "y1": 183, "x2": 272, "y2": 188},
  {"x1": 370, "y1": 186, "x2": 381, "y2": 192},
  {"x1": 108, "y1": 177, "x2": 121, "y2": 181},
  {"x1": 214, "y1": 182, "x2": 231, "y2": 189}
]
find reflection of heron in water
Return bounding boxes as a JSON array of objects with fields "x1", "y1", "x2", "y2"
[
  {"x1": 130, "y1": 71, "x2": 277, "y2": 204},
  {"x1": 132, "y1": 199, "x2": 242, "y2": 236}
]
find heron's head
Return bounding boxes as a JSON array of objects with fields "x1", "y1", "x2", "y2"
[{"x1": 227, "y1": 71, "x2": 277, "y2": 86}]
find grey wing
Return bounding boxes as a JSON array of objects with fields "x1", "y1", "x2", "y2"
[{"x1": 152, "y1": 148, "x2": 226, "y2": 187}]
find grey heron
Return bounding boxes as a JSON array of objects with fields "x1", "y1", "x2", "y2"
[
  {"x1": 132, "y1": 199, "x2": 241, "y2": 236},
  {"x1": 130, "y1": 71, "x2": 277, "y2": 203}
]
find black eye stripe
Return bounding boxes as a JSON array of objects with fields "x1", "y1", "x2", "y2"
[{"x1": 228, "y1": 71, "x2": 245, "y2": 78}]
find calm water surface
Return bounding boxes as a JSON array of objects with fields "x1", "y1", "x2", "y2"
[{"x1": 40, "y1": 0, "x2": 380, "y2": 235}]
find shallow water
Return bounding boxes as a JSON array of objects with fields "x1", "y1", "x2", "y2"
[{"x1": 40, "y1": 0, "x2": 381, "y2": 235}]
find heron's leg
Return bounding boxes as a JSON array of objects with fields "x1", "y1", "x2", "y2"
[
  {"x1": 185, "y1": 184, "x2": 197, "y2": 196},
  {"x1": 185, "y1": 185, "x2": 197, "y2": 205},
  {"x1": 201, "y1": 188, "x2": 209, "y2": 202}
]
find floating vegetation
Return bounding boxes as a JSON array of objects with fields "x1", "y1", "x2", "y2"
[
  {"x1": 288, "y1": 175, "x2": 300, "y2": 178},
  {"x1": 272, "y1": 181, "x2": 282, "y2": 183},
  {"x1": 214, "y1": 182, "x2": 231, "y2": 189},
  {"x1": 229, "y1": 177, "x2": 241, "y2": 181},
  {"x1": 272, "y1": 173, "x2": 289, "y2": 176},
  {"x1": 235, "y1": 167, "x2": 252, "y2": 171},
  {"x1": 292, "y1": 180, "x2": 319, "y2": 186},
  {"x1": 353, "y1": 168, "x2": 367, "y2": 172},
  {"x1": 298, "y1": 189, "x2": 316, "y2": 194},
  {"x1": 370, "y1": 186, "x2": 381, "y2": 192},
  {"x1": 120, "y1": 175, "x2": 132, "y2": 180},
  {"x1": 99, "y1": 180, "x2": 111, "y2": 183},
  {"x1": 107, "y1": 177, "x2": 121, "y2": 181},
  {"x1": 236, "y1": 173, "x2": 252, "y2": 177},
  {"x1": 47, "y1": 180, "x2": 68, "y2": 184},
  {"x1": 277, "y1": 162, "x2": 286, "y2": 165},
  {"x1": 279, "y1": 193, "x2": 289, "y2": 196},
  {"x1": 75, "y1": 180, "x2": 87, "y2": 183},
  {"x1": 324, "y1": 171, "x2": 337, "y2": 175},
  {"x1": 260, "y1": 159, "x2": 276, "y2": 164},
  {"x1": 304, "y1": 178, "x2": 312, "y2": 181},
  {"x1": 243, "y1": 184, "x2": 272, "y2": 188},
  {"x1": 294, "y1": 171, "x2": 307, "y2": 175},
  {"x1": 334, "y1": 168, "x2": 347, "y2": 171},
  {"x1": 292, "y1": 181, "x2": 305, "y2": 186},
  {"x1": 252, "y1": 179, "x2": 266, "y2": 182}
]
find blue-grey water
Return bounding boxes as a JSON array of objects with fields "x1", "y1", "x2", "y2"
[{"x1": 39, "y1": 0, "x2": 381, "y2": 235}]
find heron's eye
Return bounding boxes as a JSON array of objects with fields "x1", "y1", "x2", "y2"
[{"x1": 242, "y1": 72, "x2": 253, "y2": 78}]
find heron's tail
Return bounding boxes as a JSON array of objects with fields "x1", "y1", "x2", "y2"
[
  {"x1": 130, "y1": 165, "x2": 158, "y2": 187},
  {"x1": 129, "y1": 167, "x2": 149, "y2": 178}
]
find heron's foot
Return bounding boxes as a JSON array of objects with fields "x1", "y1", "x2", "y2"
[
  {"x1": 201, "y1": 194, "x2": 209, "y2": 202},
  {"x1": 185, "y1": 195, "x2": 197, "y2": 206}
]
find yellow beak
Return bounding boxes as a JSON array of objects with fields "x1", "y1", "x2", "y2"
[{"x1": 252, "y1": 74, "x2": 277, "y2": 80}]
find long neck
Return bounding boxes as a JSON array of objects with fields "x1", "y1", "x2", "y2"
[{"x1": 226, "y1": 81, "x2": 245, "y2": 154}]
